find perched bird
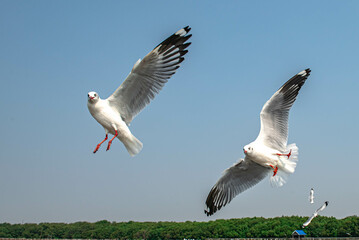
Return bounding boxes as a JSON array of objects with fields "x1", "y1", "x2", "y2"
[
  {"x1": 309, "y1": 188, "x2": 314, "y2": 204},
  {"x1": 302, "y1": 201, "x2": 329, "y2": 228},
  {"x1": 205, "y1": 69, "x2": 311, "y2": 216},
  {"x1": 87, "y1": 26, "x2": 192, "y2": 156}
]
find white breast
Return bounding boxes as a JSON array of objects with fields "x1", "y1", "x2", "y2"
[
  {"x1": 88, "y1": 100, "x2": 125, "y2": 135},
  {"x1": 250, "y1": 143, "x2": 279, "y2": 167}
]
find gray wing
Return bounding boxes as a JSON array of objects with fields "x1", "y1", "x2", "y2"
[
  {"x1": 255, "y1": 69, "x2": 311, "y2": 151},
  {"x1": 205, "y1": 158, "x2": 271, "y2": 216},
  {"x1": 107, "y1": 26, "x2": 192, "y2": 124}
]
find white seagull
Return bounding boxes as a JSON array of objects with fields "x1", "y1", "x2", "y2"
[
  {"x1": 309, "y1": 188, "x2": 314, "y2": 204},
  {"x1": 205, "y1": 69, "x2": 311, "y2": 216},
  {"x1": 302, "y1": 201, "x2": 329, "y2": 228},
  {"x1": 87, "y1": 26, "x2": 192, "y2": 156}
]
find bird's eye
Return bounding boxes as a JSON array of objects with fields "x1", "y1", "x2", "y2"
[{"x1": 94, "y1": 94, "x2": 97, "y2": 96}]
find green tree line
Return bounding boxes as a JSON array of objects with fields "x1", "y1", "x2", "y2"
[{"x1": 0, "y1": 216, "x2": 358, "y2": 239}]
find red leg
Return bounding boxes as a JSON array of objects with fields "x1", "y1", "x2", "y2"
[
  {"x1": 269, "y1": 165, "x2": 278, "y2": 176},
  {"x1": 106, "y1": 130, "x2": 118, "y2": 151},
  {"x1": 93, "y1": 134, "x2": 108, "y2": 153},
  {"x1": 276, "y1": 149, "x2": 292, "y2": 159}
]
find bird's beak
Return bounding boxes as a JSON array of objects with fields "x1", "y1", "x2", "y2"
[{"x1": 244, "y1": 150, "x2": 247, "y2": 154}]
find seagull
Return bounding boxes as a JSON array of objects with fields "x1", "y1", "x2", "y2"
[
  {"x1": 87, "y1": 26, "x2": 192, "y2": 156},
  {"x1": 205, "y1": 69, "x2": 311, "y2": 216},
  {"x1": 302, "y1": 201, "x2": 329, "y2": 228},
  {"x1": 309, "y1": 188, "x2": 314, "y2": 204}
]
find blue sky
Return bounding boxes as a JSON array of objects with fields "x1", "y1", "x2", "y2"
[{"x1": 1, "y1": 0, "x2": 358, "y2": 223}]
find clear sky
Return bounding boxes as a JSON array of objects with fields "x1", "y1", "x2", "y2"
[{"x1": 1, "y1": 0, "x2": 358, "y2": 224}]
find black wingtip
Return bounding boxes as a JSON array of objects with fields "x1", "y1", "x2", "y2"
[
  {"x1": 175, "y1": 26, "x2": 191, "y2": 36},
  {"x1": 183, "y1": 26, "x2": 191, "y2": 33},
  {"x1": 155, "y1": 26, "x2": 192, "y2": 54},
  {"x1": 278, "y1": 68, "x2": 311, "y2": 97},
  {"x1": 182, "y1": 42, "x2": 192, "y2": 50},
  {"x1": 297, "y1": 68, "x2": 311, "y2": 77},
  {"x1": 204, "y1": 209, "x2": 213, "y2": 217}
]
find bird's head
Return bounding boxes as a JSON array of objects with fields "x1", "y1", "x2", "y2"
[
  {"x1": 243, "y1": 145, "x2": 254, "y2": 155},
  {"x1": 88, "y1": 91, "x2": 99, "y2": 103}
]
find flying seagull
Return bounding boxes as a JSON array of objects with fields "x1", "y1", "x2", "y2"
[
  {"x1": 309, "y1": 188, "x2": 314, "y2": 204},
  {"x1": 302, "y1": 201, "x2": 329, "y2": 228},
  {"x1": 87, "y1": 26, "x2": 192, "y2": 156},
  {"x1": 205, "y1": 69, "x2": 311, "y2": 216}
]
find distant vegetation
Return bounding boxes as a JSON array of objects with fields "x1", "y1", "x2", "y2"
[{"x1": 0, "y1": 216, "x2": 358, "y2": 239}]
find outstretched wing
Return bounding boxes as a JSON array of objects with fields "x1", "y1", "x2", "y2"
[
  {"x1": 315, "y1": 201, "x2": 329, "y2": 213},
  {"x1": 303, "y1": 201, "x2": 328, "y2": 228},
  {"x1": 255, "y1": 69, "x2": 311, "y2": 151},
  {"x1": 302, "y1": 212, "x2": 318, "y2": 227},
  {"x1": 107, "y1": 26, "x2": 192, "y2": 124},
  {"x1": 205, "y1": 158, "x2": 270, "y2": 216}
]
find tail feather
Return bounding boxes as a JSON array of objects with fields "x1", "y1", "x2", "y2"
[
  {"x1": 270, "y1": 143, "x2": 298, "y2": 187},
  {"x1": 121, "y1": 134, "x2": 143, "y2": 157},
  {"x1": 270, "y1": 170, "x2": 288, "y2": 187}
]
